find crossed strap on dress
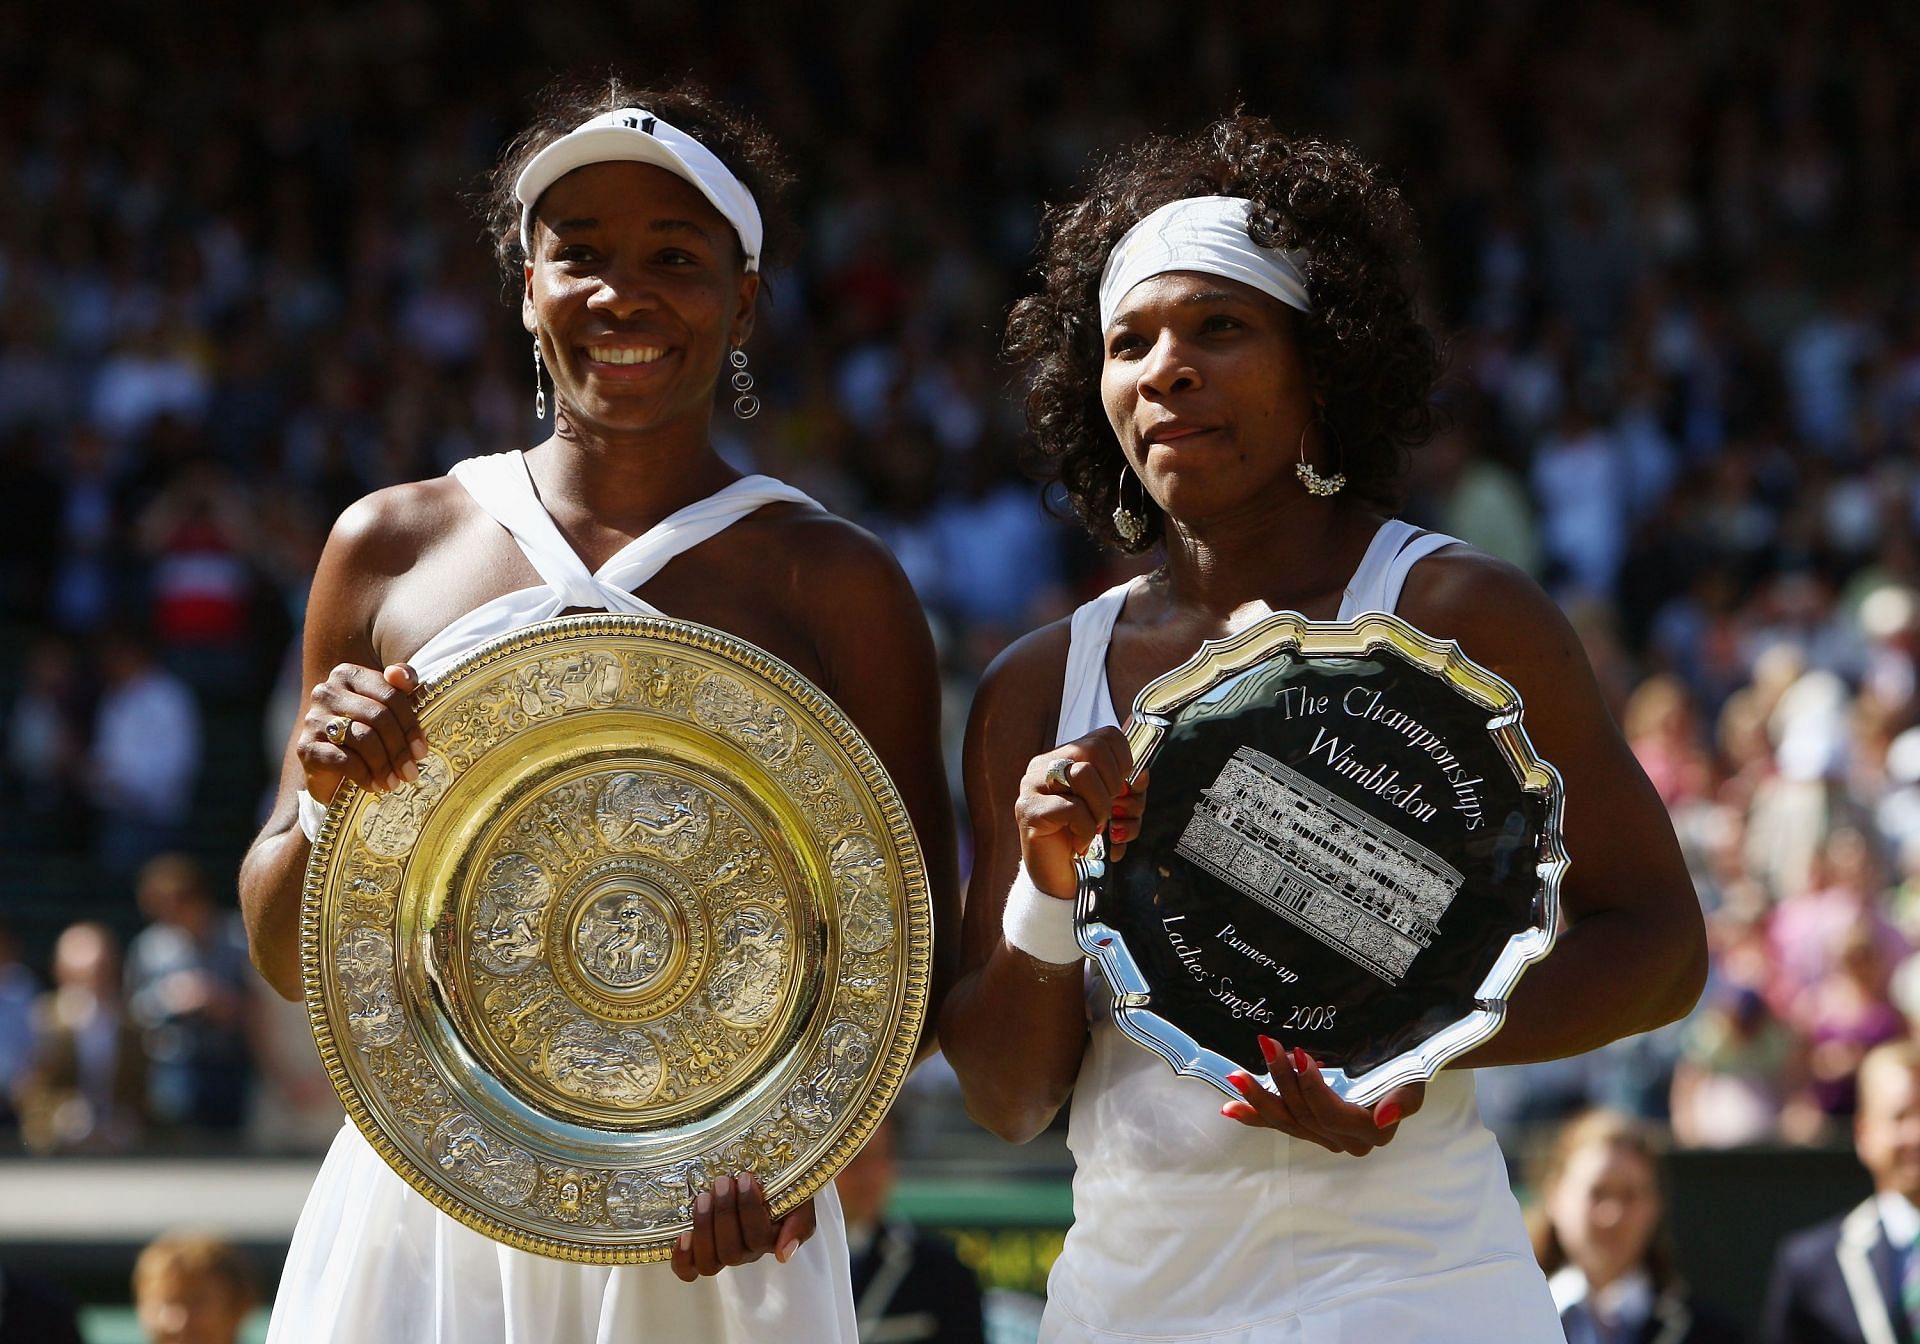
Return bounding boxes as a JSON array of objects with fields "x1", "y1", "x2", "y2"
[{"x1": 407, "y1": 450, "x2": 819, "y2": 681}]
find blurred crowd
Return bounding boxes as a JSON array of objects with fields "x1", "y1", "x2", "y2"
[{"x1": 4, "y1": 0, "x2": 1920, "y2": 1165}]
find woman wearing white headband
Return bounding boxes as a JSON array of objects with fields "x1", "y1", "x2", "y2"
[
  {"x1": 940, "y1": 116, "x2": 1706, "y2": 1340},
  {"x1": 239, "y1": 77, "x2": 957, "y2": 1343}
]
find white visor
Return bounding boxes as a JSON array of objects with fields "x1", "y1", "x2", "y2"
[
  {"x1": 1098, "y1": 195, "x2": 1310, "y2": 330},
  {"x1": 514, "y1": 107, "x2": 764, "y2": 272}
]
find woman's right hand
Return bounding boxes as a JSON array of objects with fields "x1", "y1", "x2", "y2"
[
  {"x1": 1014, "y1": 726, "x2": 1147, "y2": 899},
  {"x1": 297, "y1": 662, "x2": 429, "y2": 803}
]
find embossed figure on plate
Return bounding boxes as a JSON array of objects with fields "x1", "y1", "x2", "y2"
[
  {"x1": 605, "y1": 1160, "x2": 703, "y2": 1228},
  {"x1": 573, "y1": 889, "x2": 675, "y2": 990},
  {"x1": 787, "y1": 1020, "x2": 874, "y2": 1135},
  {"x1": 692, "y1": 673, "x2": 799, "y2": 766},
  {"x1": 706, "y1": 904, "x2": 790, "y2": 1027},
  {"x1": 832, "y1": 833, "x2": 896, "y2": 955},
  {"x1": 431, "y1": 1113, "x2": 538, "y2": 1208},
  {"x1": 359, "y1": 753, "x2": 452, "y2": 858},
  {"x1": 539, "y1": 1020, "x2": 665, "y2": 1107},
  {"x1": 335, "y1": 925, "x2": 406, "y2": 1048},
  {"x1": 471, "y1": 852, "x2": 552, "y2": 977},
  {"x1": 595, "y1": 771, "x2": 712, "y2": 860}
]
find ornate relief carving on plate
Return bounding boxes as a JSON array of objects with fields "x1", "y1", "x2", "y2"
[{"x1": 303, "y1": 615, "x2": 931, "y2": 1263}]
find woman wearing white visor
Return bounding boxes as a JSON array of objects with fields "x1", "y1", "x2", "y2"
[
  {"x1": 940, "y1": 116, "x2": 1707, "y2": 1340},
  {"x1": 241, "y1": 78, "x2": 956, "y2": 1343}
]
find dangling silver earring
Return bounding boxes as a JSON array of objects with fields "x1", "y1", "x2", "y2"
[
  {"x1": 532, "y1": 338, "x2": 547, "y2": 421},
  {"x1": 1112, "y1": 464, "x2": 1149, "y2": 548},
  {"x1": 729, "y1": 347, "x2": 761, "y2": 420},
  {"x1": 1296, "y1": 421, "x2": 1345, "y2": 497}
]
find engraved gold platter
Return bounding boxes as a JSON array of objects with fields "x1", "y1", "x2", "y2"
[{"x1": 301, "y1": 614, "x2": 931, "y2": 1262}]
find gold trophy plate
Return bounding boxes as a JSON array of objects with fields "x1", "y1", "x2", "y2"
[{"x1": 301, "y1": 614, "x2": 932, "y2": 1262}]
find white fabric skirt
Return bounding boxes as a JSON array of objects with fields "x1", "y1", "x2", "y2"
[{"x1": 266, "y1": 1122, "x2": 858, "y2": 1344}]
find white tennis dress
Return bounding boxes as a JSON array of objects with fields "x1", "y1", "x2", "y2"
[
  {"x1": 1042, "y1": 521, "x2": 1564, "y2": 1343},
  {"x1": 267, "y1": 451, "x2": 860, "y2": 1344}
]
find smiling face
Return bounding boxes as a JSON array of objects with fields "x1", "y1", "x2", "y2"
[
  {"x1": 1100, "y1": 270, "x2": 1318, "y2": 530},
  {"x1": 522, "y1": 160, "x2": 758, "y2": 440}
]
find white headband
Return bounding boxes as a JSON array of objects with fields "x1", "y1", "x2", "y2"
[
  {"x1": 1097, "y1": 195, "x2": 1310, "y2": 330},
  {"x1": 514, "y1": 107, "x2": 764, "y2": 272}
]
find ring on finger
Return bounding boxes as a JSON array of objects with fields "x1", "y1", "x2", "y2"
[
  {"x1": 324, "y1": 715, "x2": 353, "y2": 746},
  {"x1": 1044, "y1": 758, "x2": 1075, "y2": 791}
]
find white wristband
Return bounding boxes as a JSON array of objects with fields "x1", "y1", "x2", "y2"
[
  {"x1": 296, "y1": 789, "x2": 328, "y2": 843},
  {"x1": 1001, "y1": 863, "x2": 1085, "y2": 966}
]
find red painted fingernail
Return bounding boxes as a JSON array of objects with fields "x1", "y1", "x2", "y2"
[
  {"x1": 1257, "y1": 1035, "x2": 1279, "y2": 1065},
  {"x1": 1221, "y1": 1100, "x2": 1255, "y2": 1120},
  {"x1": 1290, "y1": 1047, "x2": 1308, "y2": 1071},
  {"x1": 1228, "y1": 1071, "x2": 1256, "y2": 1095},
  {"x1": 1302, "y1": 1052, "x2": 1320, "y2": 1074},
  {"x1": 1376, "y1": 1102, "x2": 1402, "y2": 1129}
]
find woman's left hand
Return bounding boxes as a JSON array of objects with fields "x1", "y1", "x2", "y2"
[
  {"x1": 670, "y1": 1175, "x2": 815, "y2": 1281},
  {"x1": 1220, "y1": 1036, "x2": 1426, "y2": 1156}
]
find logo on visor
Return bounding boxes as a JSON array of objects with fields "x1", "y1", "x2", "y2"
[{"x1": 619, "y1": 115, "x2": 658, "y2": 135}]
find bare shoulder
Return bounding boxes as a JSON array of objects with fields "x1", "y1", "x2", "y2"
[
  {"x1": 324, "y1": 476, "x2": 476, "y2": 572},
  {"x1": 1395, "y1": 542, "x2": 1579, "y2": 667},
  {"x1": 755, "y1": 501, "x2": 913, "y2": 598}
]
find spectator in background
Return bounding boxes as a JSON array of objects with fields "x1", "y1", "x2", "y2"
[
  {"x1": 1670, "y1": 984, "x2": 1796, "y2": 1150},
  {"x1": 1789, "y1": 921, "x2": 1907, "y2": 1136},
  {"x1": 125, "y1": 855, "x2": 254, "y2": 1132},
  {"x1": 0, "y1": 923, "x2": 36, "y2": 1129},
  {"x1": 4, "y1": 634, "x2": 92, "y2": 853},
  {"x1": 1532, "y1": 1110, "x2": 1742, "y2": 1344},
  {"x1": 133, "y1": 1231, "x2": 257, "y2": 1344},
  {"x1": 1763, "y1": 1041, "x2": 1920, "y2": 1344},
  {"x1": 89, "y1": 627, "x2": 201, "y2": 880},
  {"x1": 836, "y1": 1118, "x2": 987, "y2": 1344},
  {"x1": 12, "y1": 921, "x2": 145, "y2": 1153}
]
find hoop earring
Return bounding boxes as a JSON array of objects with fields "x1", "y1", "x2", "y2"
[
  {"x1": 1296, "y1": 421, "x2": 1345, "y2": 497},
  {"x1": 1112, "y1": 464, "x2": 1149, "y2": 548},
  {"x1": 728, "y1": 347, "x2": 761, "y2": 420},
  {"x1": 532, "y1": 338, "x2": 547, "y2": 421}
]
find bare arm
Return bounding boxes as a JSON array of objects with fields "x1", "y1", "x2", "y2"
[
  {"x1": 1401, "y1": 550, "x2": 1709, "y2": 1066},
  {"x1": 799, "y1": 522, "x2": 962, "y2": 1059},
  {"x1": 238, "y1": 494, "x2": 427, "y2": 1001},
  {"x1": 936, "y1": 628, "x2": 1104, "y2": 1144}
]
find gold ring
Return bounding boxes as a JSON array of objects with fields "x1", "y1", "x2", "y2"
[
  {"x1": 1045, "y1": 758, "x2": 1075, "y2": 792},
  {"x1": 324, "y1": 715, "x2": 354, "y2": 746}
]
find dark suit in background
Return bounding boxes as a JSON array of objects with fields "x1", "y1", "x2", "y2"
[
  {"x1": 850, "y1": 1219, "x2": 987, "y2": 1344},
  {"x1": 1762, "y1": 1198, "x2": 1914, "y2": 1344}
]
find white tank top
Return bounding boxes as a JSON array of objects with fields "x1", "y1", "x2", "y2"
[
  {"x1": 268, "y1": 451, "x2": 859, "y2": 1344},
  {"x1": 1040, "y1": 521, "x2": 1563, "y2": 1343}
]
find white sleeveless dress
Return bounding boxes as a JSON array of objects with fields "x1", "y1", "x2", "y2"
[
  {"x1": 1042, "y1": 521, "x2": 1564, "y2": 1344},
  {"x1": 266, "y1": 451, "x2": 861, "y2": 1344}
]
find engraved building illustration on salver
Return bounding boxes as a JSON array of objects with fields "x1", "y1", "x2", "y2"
[{"x1": 1176, "y1": 745, "x2": 1461, "y2": 983}]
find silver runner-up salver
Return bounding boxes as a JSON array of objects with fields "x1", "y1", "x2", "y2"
[
  {"x1": 301, "y1": 614, "x2": 932, "y2": 1262},
  {"x1": 1075, "y1": 611, "x2": 1567, "y2": 1107}
]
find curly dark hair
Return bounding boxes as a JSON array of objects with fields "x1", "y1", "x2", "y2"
[
  {"x1": 482, "y1": 74, "x2": 795, "y2": 291},
  {"x1": 1006, "y1": 115, "x2": 1440, "y2": 552}
]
